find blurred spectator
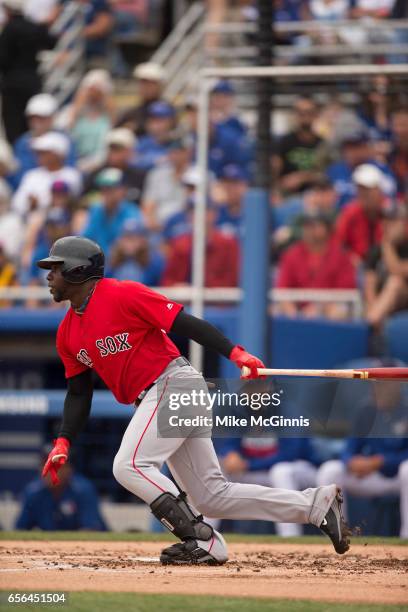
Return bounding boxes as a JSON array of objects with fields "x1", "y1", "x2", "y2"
[
  {"x1": 327, "y1": 131, "x2": 396, "y2": 208},
  {"x1": 335, "y1": 164, "x2": 390, "y2": 261},
  {"x1": 12, "y1": 94, "x2": 76, "y2": 188},
  {"x1": 364, "y1": 208, "x2": 408, "y2": 329},
  {"x1": 359, "y1": 76, "x2": 394, "y2": 142},
  {"x1": 0, "y1": 0, "x2": 55, "y2": 143},
  {"x1": 15, "y1": 447, "x2": 106, "y2": 530},
  {"x1": 162, "y1": 165, "x2": 206, "y2": 243},
  {"x1": 117, "y1": 62, "x2": 165, "y2": 137},
  {"x1": 317, "y1": 380, "x2": 408, "y2": 539},
  {"x1": 215, "y1": 164, "x2": 249, "y2": 238},
  {"x1": 0, "y1": 139, "x2": 18, "y2": 196},
  {"x1": 389, "y1": 106, "x2": 408, "y2": 197},
  {"x1": 161, "y1": 202, "x2": 240, "y2": 288},
  {"x1": 60, "y1": 69, "x2": 115, "y2": 172},
  {"x1": 26, "y1": 207, "x2": 73, "y2": 301},
  {"x1": 273, "y1": 96, "x2": 323, "y2": 195},
  {"x1": 12, "y1": 132, "x2": 82, "y2": 218},
  {"x1": 108, "y1": 218, "x2": 164, "y2": 284},
  {"x1": 350, "y1": 0, "x2": 395, "y2": 19},
  {"x1": 84, "y1": 128, "x2": 146, "y2": 205},
  {"x1": 55, "y1": 0, "x2": 114, "y2": 64},
  {"x1": 210, "y1": 80, "x2": 248, "y2": 139},
  {"x1": 141, "y1": 133, "x2": 193, "y2": 231},
  {"x1": 217, "y1": 435, "x2": 318, "y2": 536},
  {"x1": 309, "y1": 0, "x2": 349, "y2": 21},
  {"x1": 135, "y1": 101, "x2": 177, "y2": 171},
  {"x1": 24, "y1": 0, "x2": 58, "y2": 24},
  {"x1": 184, "y1": 97, "x2": 253, "y2": 179},
  {"x1": 0, "y1": 243, "x2": 17, "y2": 307},
  {"x1": 274, "y1": 177, "x2": 338, "y2": 233},
  {"x1": 276, "y1": 211, "x2": 356, "y2": 319},
  {"x1": 82, "y1": 167, "x2": 141, "y2": 255},
  {"x1": 0, "y1": 181, "x2": 23, "y2": 262},
  {"x1": 21, "y1": 179, "x2": 82, "y2": 275}
]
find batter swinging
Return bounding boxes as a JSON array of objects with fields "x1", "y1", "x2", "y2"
[{"x1": 38, "y1": 236, "x2": 350, "y2": 565}]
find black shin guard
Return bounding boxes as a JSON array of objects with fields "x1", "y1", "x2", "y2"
[{"x1": 150, "y1": 491, "x2": 213, "y2": 541}]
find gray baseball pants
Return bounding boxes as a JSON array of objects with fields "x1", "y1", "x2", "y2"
[{"x1": 112, "y1": 359, "x2": 337, "y2": 529}]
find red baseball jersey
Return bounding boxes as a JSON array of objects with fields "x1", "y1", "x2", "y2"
[{"x1": 56, "y1": 278, "x2": 183, "y2": 404}]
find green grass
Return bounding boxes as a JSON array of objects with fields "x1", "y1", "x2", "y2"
[
  {"x1": 0, "y1": 531, "x2": 406, "y2": 546},
  {"x1": 0, "y1": 593, "x2": 406, "y2": 612}
]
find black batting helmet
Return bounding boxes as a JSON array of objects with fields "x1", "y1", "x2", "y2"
[{"x1": 36, "y1": 236, "x2": 105, "y2": 284}]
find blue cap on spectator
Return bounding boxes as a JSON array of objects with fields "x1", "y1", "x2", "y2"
[
  {"x1": 212, "y1": 80, "x2": 235, "y2": 95},
  {"x1": 45, "y1": 208, "x2": 71, "y2": 226},
  {"x1": 51, "y1": 179, "x2": 71, "y2": 194},
  {"x1": 147, "y1": 101, "x2": 176, "y2": 119},
  {"x1": 95, "y1": 167, "x2": 124, "y2": 189},
  {"x1": 220, "y1": 164, "x2": 249, "y2": 182},
  {"x1": 122, "y1": 218, "x2": 149, "y2": 237}
]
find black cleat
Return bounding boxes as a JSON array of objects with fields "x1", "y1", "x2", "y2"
[
  {"x1": 319, "y1": 489, "x2": 351, "y2": 554},
  {"x1": 160, "y1": 540, "x2": 224, "y2": 565}
]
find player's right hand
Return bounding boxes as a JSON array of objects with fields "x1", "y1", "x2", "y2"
[
  {"x1": 229, "y1": 345, "x2": 266, "y2": 379},
  {"x1": 42, "y1": 437, "x2": 71, "y2": 486}
]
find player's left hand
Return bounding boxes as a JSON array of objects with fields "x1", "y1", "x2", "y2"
[
  {"x1": 229, "y1": 345, "x2": 266, "y2": 379},
  {"x1": 42, "y1": 437, "x2": 70, "y2": 486}
]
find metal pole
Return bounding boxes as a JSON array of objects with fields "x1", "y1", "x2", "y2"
[
  {"x1": 240, "y1": 0, "x2": 273, "y2": 361},
  {"x1": 200, "y1": 64, "x2": 408, "y2": 78},
  {"x1": 189, "y1": 78, "x2": 210, "y2": 371}
]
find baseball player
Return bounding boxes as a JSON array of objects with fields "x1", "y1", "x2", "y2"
[{"x1": 39, "y1": 236, "x2": 350, "y2": 564}]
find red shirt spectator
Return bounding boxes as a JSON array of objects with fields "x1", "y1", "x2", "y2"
[
  {"x1": 277, "y1": 238, "x2": 356, "y2": 290},
  {"x1": 335, "y1": 201, "x2": 383, "y2": 260},
  {"x1": 276, "y1": 212, "x2": 356, "y2": 319},
  {"x1": 161, "y1": 229, "x2": 239, "y2": 288},
  {"x1": 335, "y1": 164, "x2": 389, "y2": 260}
]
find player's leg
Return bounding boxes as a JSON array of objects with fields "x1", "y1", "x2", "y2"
[
  {"x1": 112, "y1": 384, "x2": 184, "y2": 503},
  {"x1": 399, "y1": 460, "x2": 408, "y2": 538},
  {"x1": 112, "y1": 362, "x2": 227, "y2": 565},
  {"x1": 269, "y1": 460, "x2": 317, "y2": 536},
  {"x1": 166, "y1": 436, "x2": 348, "y2": 553}
]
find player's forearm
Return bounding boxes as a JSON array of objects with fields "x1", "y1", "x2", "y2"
[
  {"x1": 170, "y1": 311, "x2": 235, "y2": 358},
  {"x1": 58, "y1": 390, "x2": 93, "y2": 443},
  {"x1": 58, "y1": 371, "x2": 94, "y2": 443}
]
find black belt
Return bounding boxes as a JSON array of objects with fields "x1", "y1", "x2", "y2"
[{"x1": 134, "y1": 356, "x2": 190, "y2": 406}]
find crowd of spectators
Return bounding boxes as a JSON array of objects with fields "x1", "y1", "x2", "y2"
[{"x1": 1, "y1": 0, "x2": 408, "y2": 332}]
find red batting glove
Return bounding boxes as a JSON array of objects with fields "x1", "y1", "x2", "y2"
[
  {"x1": 42, "y1": 437, "x2": 70, "y2": 486},
  {"x1": 229, "y1": 345, "x2": 266, "y2": 379}
]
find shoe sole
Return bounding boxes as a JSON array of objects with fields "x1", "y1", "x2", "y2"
[
  {"x1": 160, "y1": 553, "x2": 225, "y2": 566},
  {"x1": 334, "y1": 488, "x2": 351, "y2": 555}
]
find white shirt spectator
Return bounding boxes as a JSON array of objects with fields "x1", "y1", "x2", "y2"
[
  {"x1": 12, "y1": 166, "x2": 82, "y2": 217},
  {"x1": 0, "y1": 182, "x2": 23, "y2": 261},
  {"x1": 142, "y1": 164, "x2": 187, "y2": 228},
  {"x1": 24, "y1": 0, "x2": 57, "y2": 23},
  {"x1": 353, "y1": 0, "x2": 395, "y2": 11},
  {"x1": 310, "y1": 0, "x2": 349, "y2": 20}
]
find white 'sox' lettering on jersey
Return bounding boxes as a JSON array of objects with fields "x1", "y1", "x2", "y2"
[
  {"x1": 77, "y1": 349, "x2": 93, "y2": 367},
  {"x1": 95, "y1": 332, "x2": 133, "y2": 357}
]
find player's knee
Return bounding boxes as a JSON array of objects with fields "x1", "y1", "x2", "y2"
[
  {"x1": 398, "y1": 459, "x2": 408, "y2": 483},
  {"x1": 316, "y1": 459, "x2": 344, "y2": 486},
  {"x1": 112, "y1": 454, "x2": 128, "y2": 485}
]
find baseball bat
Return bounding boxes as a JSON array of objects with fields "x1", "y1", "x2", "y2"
[{"x1": 240, "y1": 367, "x2": 408, "y2": 380}]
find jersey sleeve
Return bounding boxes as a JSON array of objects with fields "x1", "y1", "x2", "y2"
[
  {"x1": 121, "y1": 281, "x2": 183, "y2": 332},
  {"x1": 56, "y1": 323, "x2": 89, "y2": 379}
]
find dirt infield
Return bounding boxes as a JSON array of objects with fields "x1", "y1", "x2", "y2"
[{"x1": 1, "y1": 540, "x2": 407, "y2": 605}]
